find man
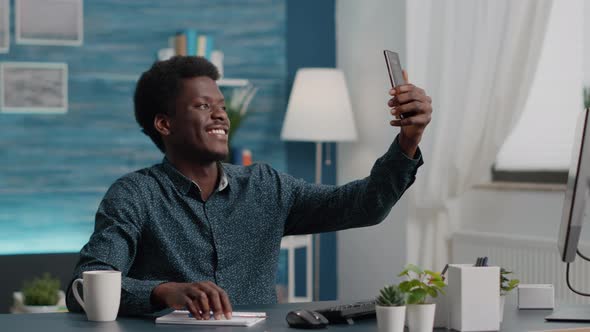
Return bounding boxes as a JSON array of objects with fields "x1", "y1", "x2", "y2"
[{"x1": 66, "y1": 56, "x2": 432, "y2": 320}]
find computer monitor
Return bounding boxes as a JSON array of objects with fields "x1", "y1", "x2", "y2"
[
  {"x1": 547, "y1": 108, "x2": 590, "y2": 321},
  {"x1": 558, "y1": 108, "x2": 590, "y2": 263}
]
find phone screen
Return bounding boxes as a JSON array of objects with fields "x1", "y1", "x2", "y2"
[{"x1": 383, "y1": 50, "x2": 404, "y2": 88}]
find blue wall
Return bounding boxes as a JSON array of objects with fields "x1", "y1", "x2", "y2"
[
  {"x1": 286, "y1": 0, "x2": 338, "y2": 301},
  {"x1": 0, "y1": 0, "x2": 287, "y2": 254},
  {"x1": 0, "y1": 0, "x2": 339, "y2": 303}
]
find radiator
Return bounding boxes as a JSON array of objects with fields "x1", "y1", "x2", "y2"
[{"x1": 451, "y1": 231, "x2": 590, "y2": 304}]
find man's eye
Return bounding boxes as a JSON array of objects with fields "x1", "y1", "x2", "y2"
[{"x1": 196, "y1": 103, "x2": 210, "y2": 110}]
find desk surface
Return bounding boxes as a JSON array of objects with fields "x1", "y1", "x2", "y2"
[{"x1": 2, "y1": 301, "x2": 590, "y2": 332}]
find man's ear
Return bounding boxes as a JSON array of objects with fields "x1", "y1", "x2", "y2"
[{"x1": 154, "y1": 113, "x2": 171, "y2": 137}]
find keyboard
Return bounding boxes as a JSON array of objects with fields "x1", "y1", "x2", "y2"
[{"x1": 315, "y1": 300, "x2": 376, "y2": 324}]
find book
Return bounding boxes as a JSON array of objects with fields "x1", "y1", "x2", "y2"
[
  {"x1": 196, "y1": 34, "x2": 215, "y2": 60},
  {"x1": 174, "y1": 32, "x2": 186, "y2": 56},
  {"x1": 155, "y1": 310, "x2": 266, "y2": 327},
  {"x1": 185, "y1": 29, "x2": 197, "y2": 56}
]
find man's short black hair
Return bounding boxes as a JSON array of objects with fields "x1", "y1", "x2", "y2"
[{"x1": 134, "y1": 56, "x2": 220, "y2": 153}]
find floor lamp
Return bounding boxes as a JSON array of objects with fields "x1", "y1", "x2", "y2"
[{"x1": 280, "y1": 68, "x2": 358, "y2": 301}]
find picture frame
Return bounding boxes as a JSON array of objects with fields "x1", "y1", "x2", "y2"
[
  {"x1": 0, "y1": 62, "x2": 69, "y2": 114},
  {"x1": 15, "y1": 0, "x2": 83, "y2": 46},
  {"x1": 0, "y1": 0, "x2": 8, "y2": 53}
]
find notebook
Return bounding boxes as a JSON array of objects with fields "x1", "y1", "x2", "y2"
[{"x1": 155, "y1": 310, "x2": 266, "y2": 327}]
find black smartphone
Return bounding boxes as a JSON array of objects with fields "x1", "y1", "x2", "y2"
[{"x1": 383, "y1": 50, "x2": 405, "y2": 88}]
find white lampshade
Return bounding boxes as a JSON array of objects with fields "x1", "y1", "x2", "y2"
[{"x1": 281, "y1": 68, "x2": 358, "y2": 142}]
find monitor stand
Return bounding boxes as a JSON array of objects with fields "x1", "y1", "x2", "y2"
[{"x1": 546, "y1": 304, "x2": 590, "y2": 322}]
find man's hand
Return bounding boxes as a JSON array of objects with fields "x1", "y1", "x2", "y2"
[
  {"x1": 387, "y1": 70, "x2": 433, "y2": 158},
  {"x1": 151, "y1": 281, "x2": 232, "y2": 320}
]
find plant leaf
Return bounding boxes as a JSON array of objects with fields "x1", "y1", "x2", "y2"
[
  {"x1": 407, "y1": 288, "x2": 427, "y2": 305},
  {"x1": 431, "y1": 280, "x2": 446, "y2": 289},
  {"x1": 426, "y1": 286, "x2": 438, "y2": 298},
  {"x1": 406, "y1": 264, "x2": 423, "y2": 275},
  {"x1": 398, "y1": 281, "x2": 411, "y2": 292}
]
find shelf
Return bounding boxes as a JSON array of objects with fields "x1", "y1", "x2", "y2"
[
  {"x1": 71, "y1": 73, "x2": 250, "y2": 88},
  {"x1": 218, "y1": 78, "x2": 250, "y2": 87}
]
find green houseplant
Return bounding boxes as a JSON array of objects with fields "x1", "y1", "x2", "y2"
[
  {"x1": 223, "y1": 84, "x2": 257, "y2": 164},
  {"x1": 500, "y1": 268, "x2": 520, "y2": 296},
  {"x1": 499, "y1": 268, "x2": 520, "y2": 322},
  {"x1": 398, "y1": 264, "x2": 446, "y2": 332},
  {"x1": 375, "y1": 285, "x2": 406, "y2": 332},
  {"x1": 15, "y1": 273, "x2": 64, "y2": 313}
]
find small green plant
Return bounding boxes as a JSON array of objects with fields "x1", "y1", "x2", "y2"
[
  {"x1": 224, "y1": 84, "x2": 258, "y2": 144},
  {"x1": 584, "y1": 87, "x2": 590, "y2": 110},
  {"x1": 500, "y1": 268, "x2": 520, "y2": 296},
  {"x1": 398, "y1": 264, "x2": 446, "y2": 305},
  {"x1": 22, "y1": 273, "x2": 60, "y2": 306},
  {"x1": 376, "y1": 284, "x2": 405, "y2": 307}
]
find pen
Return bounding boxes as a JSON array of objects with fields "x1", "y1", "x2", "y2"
[{"x1": 482, "y1": 257, "x2": 488, "y2": 267}]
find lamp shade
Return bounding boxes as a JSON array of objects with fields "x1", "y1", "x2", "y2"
[{"x1": 281, "y1": 68, "x2": 358, "y2": 142}]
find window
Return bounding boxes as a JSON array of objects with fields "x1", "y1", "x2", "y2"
[{"x1": 493, "y1": 0, "x2": 585, "y2": 184}]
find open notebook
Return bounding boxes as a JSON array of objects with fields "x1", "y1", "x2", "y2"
[{"x1": 155, "y1": 310, "x2": 266, "y2": 327}]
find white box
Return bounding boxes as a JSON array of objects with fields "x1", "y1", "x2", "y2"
[
  {"x1": 518, "y1": 284, "x2": 554, "y2": 309},
  {"x1": 448, "y1": 264, "x2": 500, "y2": 331}
]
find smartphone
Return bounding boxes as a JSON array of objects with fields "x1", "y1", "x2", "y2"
[{"x1": 383, "y1": 50, "x2": 405, "y2": 88}]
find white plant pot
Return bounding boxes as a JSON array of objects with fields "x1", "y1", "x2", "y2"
[
  {"x1": 21, "y1": 304, "x2": 60, "y2": 313},
  {"x1": 376, "y1": 305, "x2": 406, "y2": 332},
  {"x1": 499, "y1": 295, "x2": 506, "y2": 323},
  {"x1": 12, "y1": 291, "x2": 65, "y2": 314},
  {"x1": 407, "y1": 303, "x2": 436, "y2": 332}
]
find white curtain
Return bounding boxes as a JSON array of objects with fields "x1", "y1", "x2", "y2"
[{"x1": 405, "y1": 0, "x2": 554, "y2": 270}]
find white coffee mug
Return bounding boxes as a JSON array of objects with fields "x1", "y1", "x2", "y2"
[{"x1": 72, "y1": 270, "x2": 121, "y2": 322}]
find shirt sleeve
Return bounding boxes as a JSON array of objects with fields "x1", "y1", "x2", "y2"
[
  {"x1": 65, "y1": 177, "x2": 167, "y2": 316},
  {"x1": 283, "y1": 135, "x2": 423, "y2": 236}
]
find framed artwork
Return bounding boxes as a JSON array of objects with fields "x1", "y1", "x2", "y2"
[
  {"x1": 0, "y1": 0, "x2": 8, "y2": 53},
  {"x1": 0, "y1": 62, "x2": 68, "y2": 114},
  {"x1": 16, "y1": 0, "x2": 83, "y2": 46}
]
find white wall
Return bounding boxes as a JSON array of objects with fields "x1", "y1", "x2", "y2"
[
  {"x1": 335, "y1": 0, "x2": 407, "y2": 301},
  {"x1": 459, "y1": 188, "x2": 565, "y2": 240}
]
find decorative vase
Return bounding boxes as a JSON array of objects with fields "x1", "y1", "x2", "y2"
[
  {"x1": 376, "y1": 305, "x2": 406, "y2": 332},
  {"x1": 406, "y1": 303, "x2": 436, "y2": 332}
]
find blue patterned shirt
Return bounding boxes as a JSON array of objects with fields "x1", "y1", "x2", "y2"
[{"x1": 66, "y1": 136, "x2": 422, "y2": 316}]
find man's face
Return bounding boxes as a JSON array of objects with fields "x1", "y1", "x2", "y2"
[{"x1": 165, "y1": 76, "x2": 230, "y2": 162}]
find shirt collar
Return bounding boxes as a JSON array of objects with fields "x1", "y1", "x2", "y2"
[{"x1": 161, "y1": 158, "x2": 229, "y2": 195}]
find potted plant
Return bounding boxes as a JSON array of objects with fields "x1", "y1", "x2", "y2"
[
  {"x1": 398, "y1": 264, "x2": 446, "y2": 332},
  {"x1": 499, "y1": 268, "x2": 520, "y2": 322},
  {"x1": 375, "y1": 284, "x2": 406, "y2": 332},
  {"x1": 15, "y1": 273, "x2": 64, "y2": 313},
  {"x1": 223, "y1": 84, "x2": 258, "y2": 164}
]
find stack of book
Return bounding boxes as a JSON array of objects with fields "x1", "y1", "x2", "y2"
[{"x1": 172, "y1": 29, "x2": 214, "y2": 60}]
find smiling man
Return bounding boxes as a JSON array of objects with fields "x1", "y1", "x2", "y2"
[{"x1": 66, "y1": 56, "x2": 432, "y2": 320}]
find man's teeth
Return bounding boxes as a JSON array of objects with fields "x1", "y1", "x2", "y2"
[{"x1": 208, "y1": 129, "x2": 226, "y2": 135}]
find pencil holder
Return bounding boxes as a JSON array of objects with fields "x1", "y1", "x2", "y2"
[{"x1": 448, "y1": 264, "x2": 500, "y2": 331}]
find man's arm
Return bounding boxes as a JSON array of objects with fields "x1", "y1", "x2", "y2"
[
  {"x1": 283, "y1": 135, "x2": 423, "y2": 236},
  {"x1": 66, "y1": 178, "x2": 168, "y2": 316},
  {"x1": 284, "y1": 76, "x2": 432, "y2": 235},
  {"x1": 66, "y1": 177, "x2": 232, "y2": 319}
]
